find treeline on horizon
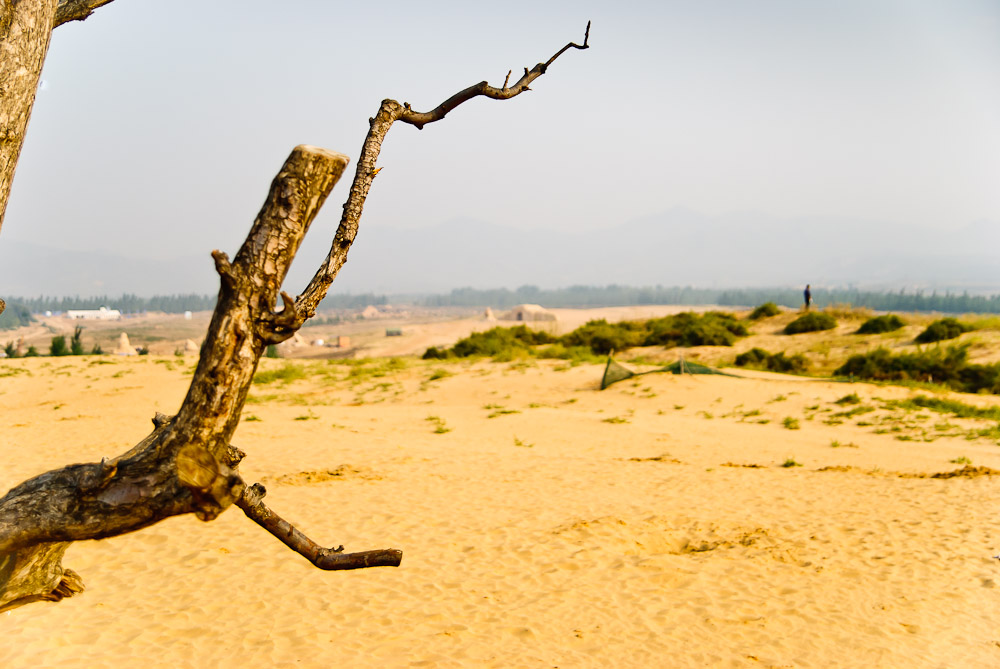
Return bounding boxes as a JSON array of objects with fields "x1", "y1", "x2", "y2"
[
  {"x1": 424, "y1": 285, "x2": 1000, "y2": 314},
  {"x1": 4, "y1": 286, "x2": 1000, "y2": 331}
]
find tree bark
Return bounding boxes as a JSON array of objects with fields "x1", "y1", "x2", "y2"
[
  {"x1": 0, "y1": 0, "x2": 59, "y2": 232},
  {"x1": 0, "y1": 0, "x2": 118, "y2": 233}
]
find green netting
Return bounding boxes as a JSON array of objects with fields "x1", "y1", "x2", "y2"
[
  {"x1": 600, "y1": 356, "x2": 738, "y2": 389},
  {"x1": 600, "y1": 358, "x2": 636, "y2": 389}
]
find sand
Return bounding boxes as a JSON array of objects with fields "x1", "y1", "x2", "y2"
[{"x1": 3, "y1": 350, "x2": 1000, "y2": 667}]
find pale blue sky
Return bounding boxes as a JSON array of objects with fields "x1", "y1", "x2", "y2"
[{"x1": 2, "y1": 0, "x2": 999, "y2": 294}]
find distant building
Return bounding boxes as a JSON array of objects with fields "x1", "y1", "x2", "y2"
[
  {"x1": 386, "y1": 328, "x2": 403, "y2": 337},
  {"x1": 336, "y1": 335, "x2": 350, "y2": 348},
  {"x1": 67, "y1": 306, "x2": 121, "y2": 321},
  {"x1": 361, "y1": 305, "x2": 381, "y2": 319},
  {"x1": 501, "y1": 304, "x2": 556, "y2": 322}
]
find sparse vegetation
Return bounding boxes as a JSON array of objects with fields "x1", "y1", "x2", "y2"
[
  {"x1": 782, "y1": 417, "x2": 800, "y2": 430},
  {"x1": 915, "y1": 318, "x2": 972, "y2": 344},
  {"x1": 856, "y1": 314, "x2": 905, "y2": 335},
  {"x1": 428, "y1": 368, "x2": 451, "y2": 381},
  {"x1": 780, "y1": 458, "x2": 802, "y2": 468},
  {"x1": 253, "y1": 363, "x2": 307, "y2": 385},
  {"x1": 748, "y1": 302, "x2": 781, "y2": 320},
  {"x1": 784, "y1": 312, "x2": 837, "y2": 335},
  {"x1": 881, "y1": 395, "x2": 1000, "y2": 421},
  {"x1": 425, "y1": 415, "x2": 451, "y2": 434}
]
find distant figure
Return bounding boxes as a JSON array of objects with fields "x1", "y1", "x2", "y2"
[{"x1": 803, "y1": 284, "x2": 812, "y2": 311}]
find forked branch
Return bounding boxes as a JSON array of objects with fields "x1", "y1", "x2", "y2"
[{"x1": 294, "y1": 21, "x2": 590, "y2": 318}]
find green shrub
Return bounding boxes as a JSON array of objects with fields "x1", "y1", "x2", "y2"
[
  {"x1": 856, "y1": 314, "x2": 905, "y2": 335},
  {"x1": 24, "y1": 346, "x2": 39, "y2": 357},
  {"x1": 451, "y1": 325, "x2": 555, "y2": 358},
  {"x1": 560, "y1": 319, "x2": 646, "y2": 354},
  {"x1": 784, "y1": 312, "x2": 836, "y2": 335},
  {"x1": 834, "y1": 344, "x2": 1000, "y2": 394},
  {"x1": 915, "y1": 318, "x2": 972, "y2": 344},
  {"x1": 643, "y1": 312, "x2": 748, "y2": 348},
  {"x1": 70, "y1": 326, "x2": 85, "y2": 355},
  {"x1": 748, "y1": 302, "x2": 781, "y2": 320},
  {"x1": 49, "y1": 336, "x2": 69, "y2": 356},
  {"x1": 265, "y1": 345, "x2": 280, "y2": 359},
  {"x1": 734, "y1": 347, "x2": 808, "y2": 374},
  {"x1": 90, "y1": 344, "x2": 104, "y2": 355},
  {"x1": 3, "y1": 341, "x2": 16, "y2": 358},
  {"x1": 422, "y1": 346, "x2": 450, "y2": 360},
  {"x1": 734, "y1": 348, "x2": 768, "y2": 367}
]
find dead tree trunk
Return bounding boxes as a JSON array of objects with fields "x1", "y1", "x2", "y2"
[
  {"x1": 0, "y1": 10, "x2": 589, "y2": 611},
  {"x1": 0, "y1": 0, "x2": 116, "y2": 234}
]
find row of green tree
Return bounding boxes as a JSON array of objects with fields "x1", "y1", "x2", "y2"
[{"x1": 425, "y1": 285, "x2": 1000, "y2": 314}]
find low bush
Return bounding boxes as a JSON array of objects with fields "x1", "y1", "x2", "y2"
[
  {"x1": 49, "y1": 336, "x2": 69, "y2": 356},
  {"x1": 643, "y1": 312, "x2": 748, "y2": 348},
  {"x1": 856, "y1": 314, "x2": 905, "y2": 335},
  {"x1": 559, "y1": 319, "x2": 646, "y2": 355},
  {"x1": 914, "y1": 318, "x2": 972, "y2": 344},
  {"x1": 834, "y1": 344, "x2": 1000, "y2": 394},
  {"x1": 435, "y1": 312, "x2": 750, "y2": 360},
  {"x1": 422, "y1": 346, "x2": 450, "y2": 360},
  {"x1": 451, "y1": 325, "x2": 555, "y2": 358},
  {"x1": 784, "y1": 312, "x2": 837, "y2": 335},
  {"x1": 748, "y1": 302, "x2": 781, "y2": 320},
  {"x1": 734, "y1": 347, "x2": 808, "y2": 374}
]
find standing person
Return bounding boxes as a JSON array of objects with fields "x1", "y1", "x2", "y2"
[{"x1": 803, "y1": 284, "x2": 812, "y2": 311}]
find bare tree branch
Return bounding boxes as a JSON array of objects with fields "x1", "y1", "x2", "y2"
[
  {"x1": 0, "y1": 21, "x2": 587, "y2": 611},
  {"x1": 237, "y1": 484, "x2": 402, "y2": 570},
  {"x1": 0, "y1": 145, "x2": 355, "y2": 610},
  {"x1": 399, "y1": 21, "x2": 591, "y2": 130},
  {"x1": 54, "y1": 0, "x2": 117, "y2": 28},
  {"x1": 293, "y1": 21, "x2": 590, "y2": 319}
]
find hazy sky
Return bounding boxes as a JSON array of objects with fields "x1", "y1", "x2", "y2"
[{"x1": 3, "y1": 0, "x2": 999, "y2": 293}]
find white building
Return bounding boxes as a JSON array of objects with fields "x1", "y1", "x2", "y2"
[{"x1": 66, "y1": 306, "x2": 122, "y2": 321}]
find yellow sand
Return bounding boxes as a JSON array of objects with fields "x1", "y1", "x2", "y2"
[{"x1": 3, "y1": 354, "x2": 1000, "y2": 667}]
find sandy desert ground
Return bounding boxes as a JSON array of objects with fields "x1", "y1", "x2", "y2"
[{"x1": 4, "y1": 308, "x2": 1000, "y2": 667}]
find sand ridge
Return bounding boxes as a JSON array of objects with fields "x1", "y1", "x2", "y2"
[{"x1": 3, "y1": 353, "x2": 1000, "y2": 667}]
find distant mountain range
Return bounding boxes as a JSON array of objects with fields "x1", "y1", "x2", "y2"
[{"x1": 1, "y1": 209, "x2": 997, "y2": 297}]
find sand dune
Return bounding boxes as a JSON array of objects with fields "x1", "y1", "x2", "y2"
[{"x1": 3, "y1": 352, "x2": 1000, "y2": 667}]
